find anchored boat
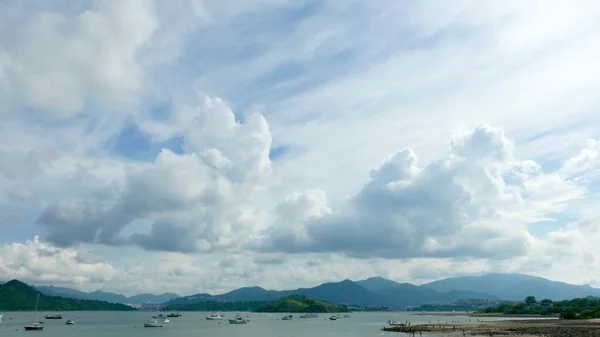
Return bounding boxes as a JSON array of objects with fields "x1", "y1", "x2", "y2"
[
  {"x1": 24, "y1": 294, "x2": 44, "y2": 330},
  {"x1": 228, "y1": 314, "x2": 248, "y2": 324}
]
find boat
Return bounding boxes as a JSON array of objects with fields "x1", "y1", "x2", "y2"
[
  {"x1": 152, "y1": 313, "x2": 166, "y2": 319},
  {"x1": 0, "y1": 314, "x2": 3, "y2": 323},
  {"x1": 24, "y1": 293, "x2": 44, "y2": 330},
  {"x1": 281, "y1": 315, "x2": 293, "y2": 320},
  {"x1": 343, "y1": 314, "x2": 351, "y2": 318},
  {"x1": 65, "y1": 320, "x2": 74, "y2": 325},
  {"x1": 144, "y1": 319, "x2": 163, "y2": 328},
  {"x1": 206, "y1": 312, "x2": 224, "y2": 320},
  {"x1": 166, "y1": 313, "x2": 182, "y2": 318},
  {"x1": 329, "y1": 316, "x2": 337, "y2": 321},
  {"x1": 45, "y1": 314, "x2": 63, "y2": 319},
  {"x1": 162, "y1": 318, "x2": 170, "y2": 323},
  {"x1": 299, "y1": 313, "x2": 318, "y2": 318},
  {"x1": 227, "y1": 314, "x2": 248, "y2": 324}
]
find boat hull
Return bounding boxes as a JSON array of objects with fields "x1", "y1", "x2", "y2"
[
  {"x1": 144, "y1": 323, "x2": 163, "y2": 327},
  {"x1": 206, "y1": 316, "x2": 223, "y2": 320},
  {"x1": 228, "y1": 319, "x2": 248, "y2": 324},
  {"x1": 24, "y1": 326, "x2": 44, "y2": 330}
]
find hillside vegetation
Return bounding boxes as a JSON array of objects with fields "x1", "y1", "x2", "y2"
[
  {"x1": 254, "y1": 295, "x2": 350, "y2": 313},
  {"x1": 481, "y1": 296, "x2": 600, "y2": 319},
  {"x1": 0, "y1": 280, "x2": 133, "y2": 311}
]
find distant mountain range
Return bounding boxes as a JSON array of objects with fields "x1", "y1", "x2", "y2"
[
  {"x1": 10, "y1": 273, "x2": 600, "y2": 309},
  {"x1": 33, "y1": 285, "x2": 179, "y2": 305},
  {"x1": 162, "y1": 278, "x2": 497, "y2": 309},
  {"x1": 421, "y1": 273, "x2": 600, "y2": 301}
]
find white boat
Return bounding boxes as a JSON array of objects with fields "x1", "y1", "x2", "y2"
[
  {"x1": 24, "y1": 294, "x2": 44, "y2": 330},
  {"x1": 162, "y1": 318, "x2": 170, "y2": 323},
  {"x1": 228, "y1": 314, "x2": 248, "y2": 324},
  {"x1": 343, "y1": 314, "x2": 351, "y2": 318},
  {"x1": 281, "y1": 315, "x2": 293, "y2": 320},
  {"x1": 65, "y1": 320, "x2": 75, "y2": 325},
  {"x1": 144, "y1": 319, "x2": 163, "y2": 327},
  {"x1": 0, "y1": 314, "x2": 3, "y2": 323},
  {"x1": 299, "y1": 313, "x2": 318, "y2": 318},
  {"x1": 329, "y1": 316, "x2": 337, "y2": 321},
  {"x1": 152, "y1": 313, "x2": 166, "y2": 319},
  {"x1": 206, "y1": 312, "x2": 224, "y2": 320}
]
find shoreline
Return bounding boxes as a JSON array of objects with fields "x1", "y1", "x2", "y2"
[
  {"x1": 383, "y1": 318, "x2": 600, "y2": 336},
  {"x1": 411, "y1": 312, "x2": 558, "y2": 318}
]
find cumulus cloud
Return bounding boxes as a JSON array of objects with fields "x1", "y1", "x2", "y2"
[
  {"x1": 35, "y1": 96, "x2": 272, "y2": 252},
  {"x1": 560, "y1": 138, "x2": 600, "y2": 180},
  {"x1": 257, "y1": 125, "x2": 583, "y2": 259},
  {"x1": 0, "y1": 0, "x2": 158, "y2": 119},
  {"x1": 0, "y1": 236, "x2": 118, "y2": 287}
]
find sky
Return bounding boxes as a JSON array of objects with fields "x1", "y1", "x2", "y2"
[{"x1": 1, "y1": 0, "x2": 600, "y2": 297}]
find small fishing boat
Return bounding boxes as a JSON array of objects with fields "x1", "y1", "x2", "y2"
[
  {"x1": 166, "y1": 313, "x2": 182, "y2": 318},
  {"x1": 65, "y1": 320, "x2": 75, "y2": 325},
  {"x1": 144, "y1": 319, "x2": 163, "y2": 327},
  {"x1": 206, "y1": 312, "x2": 224, "y2": 320},
  {"x1": 281, "y1": 315, "x2": 293, "y2": 320},
  {"x1": 329, "y1": 316, "x2": 337, "y2": 321},
  {"x1": 343, "y1": 314, "x2": 351, "y2": 318},
  {"x1": 45, "y1": 314, "x2": 63, "y2": 319},
  {"x1": 299, "y1": 313, "x2": 318, "y2": 318},
  {"x1": 228, "y1": 314, "x2": 248, "y2": 324},
  {"x1": 152, "y1": 313, "x2": 166, "y2": 319},
  {"x1": 24, "y1": 294, "x2": 44, "y2": 330}
]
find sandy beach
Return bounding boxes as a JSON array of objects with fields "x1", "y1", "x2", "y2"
[{"x1": 383, "y1": 318, "x2": 600, "y2": 336}]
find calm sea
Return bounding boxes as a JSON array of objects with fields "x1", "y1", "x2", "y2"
[{"x1": 0, "y1": 311, "x2": 540, "y2": 337}]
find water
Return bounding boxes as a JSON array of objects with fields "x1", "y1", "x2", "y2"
[{"x1": 0, "y1": 311, "x2": 548, "y2": 337}]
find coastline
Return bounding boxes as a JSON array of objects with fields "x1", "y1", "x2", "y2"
[
  {"x1": 411, "y1": 312, "x2": 558, "y2": 318},
  {"x1": 383, "y1": 319, "x2": 600, "y2": 336}
]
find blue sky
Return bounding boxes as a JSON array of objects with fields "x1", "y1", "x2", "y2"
[{"x1": 1, "y1": 0, "x2": 600, "y2": 295}]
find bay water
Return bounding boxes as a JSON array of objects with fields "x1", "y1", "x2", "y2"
[{"x1": 0, "y1": 311, "x2": 535, "y2": 337}]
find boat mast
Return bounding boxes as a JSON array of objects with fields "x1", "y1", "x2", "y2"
[{"x1": 32, "y1": 293, "x2": 40, "y2": 323}]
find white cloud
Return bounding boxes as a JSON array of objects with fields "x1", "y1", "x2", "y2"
[
  {"x1": 0, "y1": 236, "x2": 118, "y2": 287},
  {"x1": 0, "y1": 0, "x2": 157, "y2": 119},
  {"x1": 257, "y1": 125, "x2": 583, "y2": 260},
  {"x1": 560, "y1": 138, "x2": 600, "y2": 180},
  {"x1": 34, "y1": 96, "x2": 271, "y2": 252}
]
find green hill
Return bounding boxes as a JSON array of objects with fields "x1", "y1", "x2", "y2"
[
  {"x1": 0, "y1": 280, "x2": 134, "y2": 311},
  {"x1": 254, "y1": 295, "x2": 350, "y2": 313}
]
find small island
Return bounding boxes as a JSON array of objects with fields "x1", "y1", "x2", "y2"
[
  {"x1": 254, "y1": 295, "x2": 350, "y2": 313},
  {"x1": 0, "y1": 280, "x2": 133, "y2": 311}
]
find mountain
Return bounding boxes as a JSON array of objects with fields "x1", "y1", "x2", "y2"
[
  {"x1": 254, "y1": 295, "x2": 350, "y2": 313},
  {"x1": 0, "y1": 280, "x2": 133, "y2": 311},
  {"x1": 34, "y1": 285, "x2": 179, "y2": 305},
  {"x1": 357, "y1": 276, "x2": 499, "y2": 308},
  {"x1": 34, "y1": 285, "x2": 89, "y2": 299},
  {"x1": 85, "y1": 290, "x2": 129, "y2": 303},
  {"x1": 294, "y1": 279, "x2": 385, "y2": 306},
  {"x1": 164, "y1": 278, "x2": 498, "y2": 309},
  {"x1": 422, "y1": 273, "x2": 600, "y2": 301},
  {"x1": 128, "y1": 292, "x2": 180, "y2": 304},
  {"x1": 163, "y1": 280, "x2": 387, "y2": 307}
]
